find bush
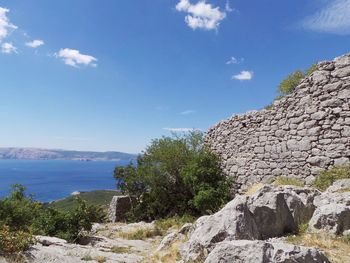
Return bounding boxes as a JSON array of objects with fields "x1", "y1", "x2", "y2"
[
  {"x1": 32, "y1": 197, "x2": 93, "y2": 242},
  {"x1": 278, "y1": 70, "x2": 305, "y2": 96},
  {"x1": 265, "y1": 63, "x2": 318, "y2": 110},
  {"x1": 0, "y1": 185, "x2": 99, "y2": 244},
  {"x1": 312, "y1": 166, "x2": 350, "y2": 191},
  {"x1": 0, "y1": 184, "x2": 42, "y2": 232},
  {"x1": 0, "y1": 225, "x2": 36, "y2": 254},
  {"x1": 114, "y1": 132, "x2": 233, "y2": 221}
]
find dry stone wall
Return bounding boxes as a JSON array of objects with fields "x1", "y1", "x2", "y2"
[{"x1": 205, "y1": 53, "x2": 350, "y2": 192}]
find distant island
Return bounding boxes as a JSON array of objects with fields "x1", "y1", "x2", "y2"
[{"x1": 0, "y1": 147, "x2": 137, "y2": 161}]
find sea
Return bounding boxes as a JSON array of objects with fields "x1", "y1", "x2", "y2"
[{"x1": 0, "y1": 159, "x2": 127, "y2": 202}]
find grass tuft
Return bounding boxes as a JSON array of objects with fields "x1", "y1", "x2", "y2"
[
  {"x1": 81, "y1": 255, "x2": 93, "y2": 261},
  {"x1": 118, "y1": 227, "x2": 163, "y2": 240},
  {"x1": 312, "y1": 166, "x2": 350, "y2": 191},
  {"x1": 245, "y1": 183, "x2": 265, "y2": 195},
  {"x1": 285, "y1": 233, "x2": 350, "y2": 263},
  {"x1": 273, "y1": 176, "x2": 304, "y2": 187},
  {"x1": 110, "y1": 246, "x2": 132, "y2": 254},
  {"x1": 154, "y1": 215, "x2": 195, "y2": 233},
  {"x1": 94, "y1": 255, "x2": 107, "y2": 263}
]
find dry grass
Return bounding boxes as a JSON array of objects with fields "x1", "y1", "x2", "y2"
[
  {"x1": 273, "y1": 176, "x2": 304, "y2": 187},
  {"x1": 285, "y1": 233, "x2": 350, "y2": 263},
  {"x1": 94, "y1": 255, "x2": 107, "y2": 263},
  {"x1": 110, "y1": 246, "x2": 132, "y2": 254},
  {"x1": 145, "y1": 240, "x2": 184, "y2": 263},
  {"x1": 337, "y1": 187, "x2": 350, "y2": 193},
  {"x1": 245, "y1": 183, "x2": 265, "y2": 195},
  {"x1": 117, "y1": 227, "x2": 163, "y2": 240}
]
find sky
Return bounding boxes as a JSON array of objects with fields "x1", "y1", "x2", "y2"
[{"x1": 0, "y1": 0, "x2": 350, "y2": 153}]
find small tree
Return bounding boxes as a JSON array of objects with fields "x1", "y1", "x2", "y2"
[{"x1": 114, "y1": 132, "x2": 233, "y2": 220}]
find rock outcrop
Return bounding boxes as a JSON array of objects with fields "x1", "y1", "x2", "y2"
[
  {"x1": 204, "y1": 240, "x2": 329, "y2": 263},
  {"x1": 180, "y1": 185, "x2": 322, "y2": 262},
  {"x1": 205, "y1": 53, "x2": 350, "y2": 192},
  {"x1": 308, "y1": 180, "x2": 350, "y2": 235}
]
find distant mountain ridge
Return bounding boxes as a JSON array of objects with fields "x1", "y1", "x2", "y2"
[{"x1": 0, "y1": 147, "x2": 137, "y2": 161}]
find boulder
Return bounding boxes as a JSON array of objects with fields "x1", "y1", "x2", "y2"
[
  {"x1": 308, "y1": 182, "x2": 350, "y2": 235},
  {"x1": 248, "y1": 186, "x2": 296, "y2": 239},
  {"x1": 181, "y1": 185, "x2": 320, "y2": 262},
  {"x1": 204, "y1": 240, "x2": 329, "y2": 263},
  {"x1": 108, "y1": 196, "x2": 136, "y2": 222},
  {"x1": 309, "y1": 202, "x2": 350, "y2": 235},
  {"x1": 180, "y1": 195, "x2": 259, "y2": 262}
]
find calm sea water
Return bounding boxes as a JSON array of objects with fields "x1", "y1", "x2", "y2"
[{"x1": 0, "y1": 160, "x2": 126, "y2": 202}]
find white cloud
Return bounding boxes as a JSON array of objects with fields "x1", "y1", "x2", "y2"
[
  {"x1": 163, "y1": 127, "x2": 200, "y2": 132},
  {"x1": 1, "y1": 42, "x2": 17, "y2": 54},
  {"x1": 55, "y1": 48, "x2": 97, "y2": 67},
  {"x1": 26, "y1": 39, "x2": 44, "y2": 48},
  {"x1": 180, "y1": 110, "x2": 196, "y2": 115},
  {"x1": 175, "y1": 0, "x2": 227, "y2": 31},
  {"x1": 233, "y1": 70, "x2": 253, "y2": 80},
  {"x1": 0, "y1": 7, "x2": 17, "y2": 42},
  {"x1": 303, "y1": 0, "x2": 350, "y2": 35}
]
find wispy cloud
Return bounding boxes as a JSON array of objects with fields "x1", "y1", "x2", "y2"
[
  {"x1": 232, "y1": 70, "x2": 253, "y2": 80},
  {"x1": 163, "y1": 127, "x2": 201, "y2": 132},
  {"x1": 26, "y1": 39, "x2": 44, "y2": 48},
  {"x1": 226, "y1": 56, "x2": 244, "y2": 65},
  {"x1": 302, "y1": 0, "x2": 350, "y2": 35},
  {"x1": 225, "y1": 1, "x2": 234, "y2": 12},
  {"x1": 1, "y1": 42, "x2": 17, "y2": 54},
  {"x1": 55, "y1": 48, "x2": 97, "y2": 68},
  {"x1": 175, "y1": 0, "x2": 227, "y2": 31},
  {"x1": 180, "y1": 110, "x2": 196, "y2": 115},
  {"x1": 0, "y1": 7, "x2": 17, "y2": 42}
]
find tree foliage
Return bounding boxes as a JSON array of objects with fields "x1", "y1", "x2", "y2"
[
  {"x1": 114, "y1": 132, "x2": 233, "y2": 221},
  {"x1": 0, "y1": 184, "x2": 106, "y2": 251}
]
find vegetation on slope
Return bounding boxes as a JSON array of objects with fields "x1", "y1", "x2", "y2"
[
  {"x1": 48, "y1": 190, "x2": 120, "y2": 212},
  {"x1": 0, "y1": 185, "x2": 107, "y2": 256},
  {"x1": 114, "y1": 131, "x2": 233, "y2": 221},
  {"x1": 265, "y1": 63, "x2": 318, "y2": 110},
  {"x1": 312, "y1": 165, "x2": 350, "y2": 191}
]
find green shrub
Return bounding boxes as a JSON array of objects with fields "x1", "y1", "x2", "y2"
[
  {"x1": 264, "y1": 63, "x2": 318, "y2": 110},
  {"x1": 312, "y1": 166, "x2": 350, "y2": 191},
  {"x1": 0, "y1": 184, "x2": 42, "y2": 232},
  {"x1": 0, "y1": 225, "x2": 36, "y2": 254},
  {"x1": 0, "y1": 185, "x2": 97, "y2": 243},
  {"x1": 273, "y1": 176, "x2": 304, "y2": 187},
  {"x1": 114, "y1": 132, "x2": 233, "y2": 221},
  {"x1": 32, "y1": 197, "x2": 93, "y2": 242},
  {"x1": 278, "y1": 70, "x2": 305, "y2": 96}
]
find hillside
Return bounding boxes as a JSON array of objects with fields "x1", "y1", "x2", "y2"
[
  {"x1": 47, "y1": 190, "x2": 121, "y2": 212},
  {"x1": 0, "y1": 147, "x2": 137, "y2": 161}
]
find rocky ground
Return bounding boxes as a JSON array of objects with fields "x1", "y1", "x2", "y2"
[{"x1": 1, "y1": 179, "x2": 349, "y2": 263}]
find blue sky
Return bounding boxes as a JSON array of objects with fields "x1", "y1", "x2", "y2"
[{"x1": 0, "y1": 0, "x2": 350, "y2": 153}]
